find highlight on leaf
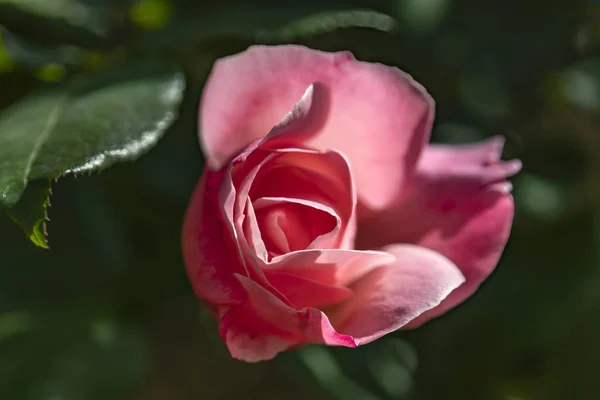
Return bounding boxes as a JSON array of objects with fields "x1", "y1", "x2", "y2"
[{"x1": 0, "y1": 61, "x2": 185, "y2": 247}]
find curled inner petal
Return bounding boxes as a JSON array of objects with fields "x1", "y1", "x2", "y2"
[
  {"x1": 231, "y1": 147, "x2": 357, "y2": 264},
  {"x1": 248, "y1": 151, "x2": 351, "y2": 216},
  {"x1": 254, "y1": 197, "x2": 339, "y2": 256}
]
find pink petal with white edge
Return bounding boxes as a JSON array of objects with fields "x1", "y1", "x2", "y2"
[
  {"x1": 329, "y1": 244, "x2": 465, "y2": 344},
  {"x1": 200, "y1": 45, "x2": 433, "y2": 210},
  {"x1": 357, "y1": 136, "x2": 521, "y2": 327}
]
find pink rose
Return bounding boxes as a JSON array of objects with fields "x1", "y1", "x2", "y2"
[{"x1": 182, "y1": 45, "x2": 521, "y2": 362}]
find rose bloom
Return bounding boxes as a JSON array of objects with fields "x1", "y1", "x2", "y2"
[{"x1": 182, "y1": 45, "x2": 521, "y2": 362}]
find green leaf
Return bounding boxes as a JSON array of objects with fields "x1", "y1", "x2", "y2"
[
  {"x1": 0, "y1": 0, "x2": 112, "y2": 36},
  {"x1": 0, "y1": 61, "x2": 185, "y2": 246},
  {"x1": 257, "y1": 9, "x2": 397, "y2": 42},
  {"x1": 5, "y1": 180, "x2": 51, "y2": 249},
  {"x1": 0, "y1": 92, "x2": 64, "y2": 206},
  {"x1": 136, "y1": 6, "x2": 396, "y2": 51},
  {"x1": 29, "y1": 62, "x2": 185, "y2": 179}
]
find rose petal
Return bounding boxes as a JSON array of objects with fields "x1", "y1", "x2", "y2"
[
  {"x1": 182, "y1": 171, "x2": 247, "y2": 305},
  {"x1": 249, "y1": 150, "x2": 353, "y2": 213},
  {"x1": 357, "y1": 136, "x2": 521, "y2": 326},
  {"x1": 256, "y1": 202, "x2": 307, "y2": 254},
  {"x1": 265, "y1": 270, "x2": 353, "y2": 309},
  {"x1": 200, "y1": 45, "x2": 433, "y2": 209},
  {"x1": 404, "y1": 193, "x2": 516, "y2": 328},
  {"x1": 223, "y1": 144, "x2": 358, "y2": 302},
  {"x1": 219, "y1": 307, "x2": 299, "y2": 362},
  {"x1": 248, "y1": 149, "x2": 357, "y2": 249},
  {"x1": 233, "y1": 274, "x2": 303, "y2": 333},
  {"x1": 225, "y1": 90, "x2": 358, "y2": 254},
  {"x1": 233, "y1": 151, "x2": 278, "y2": 264},
  {"x1": 218, "y1": 273, "x2": 305, "y2": 362},
  {"x1": 219, "y1": 160, "x2": 284, "y2": 299},
  {"x1": 330, "y1": 244, "x2": 464, "y2": 344},
  {"x1": 226, "y1": 83, "x2": 328, "y2": 167},
  {"x1": 234, "y1": 147, "x2": 356, "y2": 261},
  {"x1": 302, "y1": 308, "x2": 357, "y2": 347},
  {"x1": 262, "y1": 83, "x2": 331, "y2": 148},
  {"x1": 253, "y1": 197, "x2": 340, "y2": 252},
  {"x1": 242, "y1": 200, "x2": 268, "y2": 261},
  {"x1": 264, "y1": 249, "x2": 395, "y2": 287}
]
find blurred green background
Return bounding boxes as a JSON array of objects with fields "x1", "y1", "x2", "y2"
[{"x1": 1, "y1": 0, "x2": 600, "y2": 399}]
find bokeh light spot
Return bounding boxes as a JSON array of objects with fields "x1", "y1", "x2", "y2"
[
  {"x1": 517, "y1": 173, "x2": 566, "y2": 219},
  {"x1": 131, "y1": 0, "x2": 172, "y2": 31},
  {"x1": 34, "y1": 63, "x2": 66, "y2": 82}
]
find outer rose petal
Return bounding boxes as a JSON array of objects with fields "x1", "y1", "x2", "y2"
[
  {"x1": 181, "y1": 171, "x2": 247, "y2": 305},
  {"x1": 219, "y1": 274, "x2": 303, "y2": 362},
  {"x1": 217, "y1": 246, "x2": 463, "y2": 361},
  {"x1": 218, "y1": 274, "x2": 359, "y2": 360},
  {"x1": 219, "y1": 307, "x2": 299, "y2": 362},
  {"x1": 200, "y1": 45, "x2": 433, "y2": 209},
  {"x1": 302, "y1": 308, "x2": 357, "y2": 347},
  {"x1": 329, "y1": 244, "x2": 465, "y2": 344},
  {"x1": 357, "y1": 136, "x2": 522, "y2": 327}
]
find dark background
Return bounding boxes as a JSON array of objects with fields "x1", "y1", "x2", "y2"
[{"x1": 1, "y1": 0, "x2": 599, "y2": 399}]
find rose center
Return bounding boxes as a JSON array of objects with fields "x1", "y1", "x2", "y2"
[{"x1": 254, "y1": 201, "x2": 336, "y2": 256}]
